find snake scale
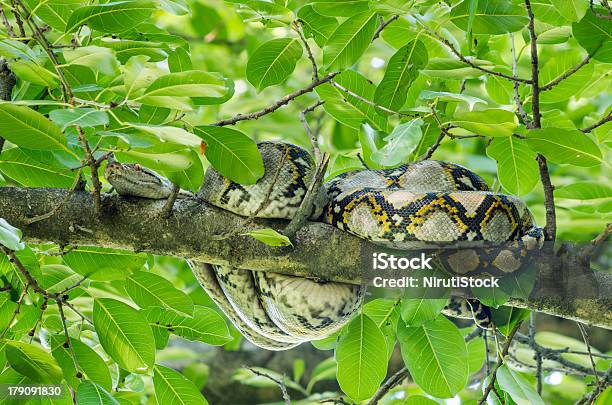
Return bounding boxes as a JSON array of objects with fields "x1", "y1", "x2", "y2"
[{"x1": 105, "y1": 141, "x2": 543, "y2": 350}]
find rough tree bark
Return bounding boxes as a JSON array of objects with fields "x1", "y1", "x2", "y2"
[{"x1": 0, "y1": 187, "x2": 609, "y2": 329}]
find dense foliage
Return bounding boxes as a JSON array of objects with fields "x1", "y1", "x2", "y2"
[{"x1": 0, "y1": 0, "x2": 610, "y2": 404}]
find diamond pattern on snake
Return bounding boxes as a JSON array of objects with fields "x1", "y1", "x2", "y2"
[{"x1": 105, "y1": 141, "x2": 543, "y2": 350}]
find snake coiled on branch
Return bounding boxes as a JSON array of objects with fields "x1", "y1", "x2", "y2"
[{"x1": 105, "y1": 141, "x2": 543, "y2": 350}]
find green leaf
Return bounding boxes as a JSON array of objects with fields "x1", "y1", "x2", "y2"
[
  {"x1": 39, "y1": 264, "x2": 84, "y2": 295},
  {"x1": 370, "y1": 0, "x2": 416, "y2": 15},
  {"x1": 497, "y1": 364, "x2": 545, "y2": 405},
  {"x1": 50, "y1": 336, "x2": 112, "y2": 391},
  {"x1": 404, "y1": 396, "x2": 439, "y2": 404},
  {"x1": 237, "y1": 1, "x2": 293, "y2": 24},
  {"x1": 115, "y1": 149, "x2": 197, "y2": 172},
  {"x1": 153, "y1": 364, "x2": 208, "y2": 405},
  {"x1": 335, "y1": 313, "x2": 388, "y2": 401},
  {"x1": 125, "y1": 271, "x2": 194, "y2": 317},
  {"x1": 306, "y1": 358, "x2": 337, "y2": 392},
  {"x1": 246, "y1": 38, "x2": 303, "y2": 91},
  {"x1": 66, "y1": 0, "x2": 156, "y2": 33},
  {"x1": 293, "y1": 358, "x2": 305, "y2": 382},
  {"x1": 139, "y1": 71, "x2": 228, "y2": 99},
  {"x1": 168, "y1": 47, "x2": 193, "y2": 73},
  {"x1": 487, "y1": 136, "x2": 538, "y2": 195},
  {"x1": 242, "y1": 228, "x2": 293, "y2": 247},
  {"x1": 450, "y1": 0, "x2": 528, "y2": 34},
  {"x1": 400, "y1": 268, "x2": 450, "y2": 327},
  {"x1": 0, "y1": 218, "x2": 25, "y2": 251},
  {"x1": 397, "y1": 317, "x2": 468, "y2": 398},
  {"x1": 193, "y1": 126, "x2": 264, "y2": 184},
  {"x1": 297, "y1": 5, "x2": 337, "y2": 47},
  {"x1": 573, "y1": 8, "x2": 612, "y2": 62},
  {"x1": 466, "y1": 335, "x2": 486, "y2": 374},
  {"x1": 76, "y1": 381, "x2": 119, "y2": 405},
  {"x1": 63, "y1": 247, "x2": 147, "y2": 281},
  {"x1": 371, "y1": 119, "x2": 424, "y2": 167},
  {"x1": 490, "y1": 307, "x2": 529, "y2": 336},
  {"x1": 419, "y1": 90, "x2": 487, "y2": 111},
  {"x1": 24, "y1": 0, "x2": 82, "y2": 31},
  {"x1": 0, "y1": 104, "x2": 74, "y2": 155},
  {"x1": 144, "y1": 306, "x2": 232, "y2": 345},
  {"x1": 550, "y1": 0, "x2": 588, "y2": 22},
  {"x1": 5, "y1": 340, "x2": 63, "y2": 383},
  {"x1": 316, "y1": 70, "x2": 388, "y2": 132},
  {"x1": 96, "y1": 39, "x2": 168, "y2": 64},
  {"x1": 539, "y1": 50, "x2": 595, "y2": 103},
  {"x1": 374, "y1": 40, "x2": 428, "y2": 114},
  {"x1": 555, "y1": 182, "x2": 612, "y2": 200},
  {"x1": 452, "y1": 109, "x2": 519, "y2": 138},
  {"x1": 93, "y1": 298, "x2": 156, "y2": 373},
  {"x1": 485, "y1": 75, "x2": 514, "y2": 104},
  {"x1": 312, "y1": 0, "x2": 370, "y2": 17},
  {"x1": 526, "y1": 128, "x2": 603, "y2": 167},
  {"x1": 8, "y1": 60, "x2": 58, "y2": 88},
  {"x1": 323, "y1": 11, "x2": 378, "y2": 71},
  {"x1": 63, "y1": 46, "x2": 120, "y2": 77},
  {"x1": 0, "y1": 148, "x2": 77, "y2": 188},
  {"x1": 49, "y1": 108, "x2": 109, "y2": 131}
]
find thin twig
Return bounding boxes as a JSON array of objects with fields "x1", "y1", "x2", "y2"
[
  {"x1": 529, "y1": 313, "x2": 543, "y2": 394},
  {"x1": 581, "y1": 223, "x2": 612, "y2": 260},
  {"x1": 57, "y1": 299, "x2": 82, "y2": 379},
  {"x1": 285, "y1": 101, "x2": 329, "y2": 238},
  {"x1": 0, "y1": 7, "x2": 16, "y2": 37},
  {"x1": 510, "y1": 33, "x2": 531, "y2": 127},
  {"x1": 590, "y1": 0, "x2": 612, "y2": 19},
  {"x1": 372, "y1": 14, "x2": 399, "y2": 40},
  {"x1": 25, "y1": 169, "x2": 83, "y2": 224},
  {"x1": 577, "y1": 323, "x2": 600, "y2": 386},
  {"x1": 212, "y1": 72, "x2": 338, "y2": 126},
  {"x1": 477, "y1": 323, "x2": 523, "y2": 405},
  {"x1": 63, "y1": 300, "x2": 93, "y2": 326},
  {"x1": 581, "y1": 111, "x2": 612, "y2": 133},
  {"x1": 299, "y1": 100, "x2": 325, "y2": 163},
  {"x1": 293, "y1": 21, "x2": 318, "y2": 82},
  {"x1": 356, "y1": 153, "x2": 369, "y2": 169},
  {"x1": 540, "y1": 54, "x2": 593, "y2": 92},
  {"x1": 245, "y1": 367, "x2": 291, "y2": 405},
  {"x1": 76, "y1": 127, "x2": 102, "y2": 217},
  {"x1": 284, "y1": 154, "x2": 329, "y2": 240},
  {"x1": 13, "y1": 0, "x2": 72, "y2": 102},
  {"x1": 418, "y1": 105, "x2": 447, "y2": 161},
  {"x1": 415, "y1": 19, "x2": 532, "y2": 84},
  {"x1": 2, "y1": 247, "x2": 51, "y2": 297},
  {"x1": 0, "y1": 285, "x2": 29, "y2": 339},
  {"x1": 512, "y1": 332, "x2": 608, "y2": 377},
  {"x1": 366, "y1": 367, "x2": 410, "y2": 405},
  {"x1": 159, "y1": 183, "x2": 180, "y2": 218},
  {"x1": 329, "y1": 80, "x2": 416, "y2": 117}
]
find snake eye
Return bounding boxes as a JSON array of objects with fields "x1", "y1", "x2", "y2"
[{"x1": 134, "y1": 164, "x2": 141, "y2": 171}]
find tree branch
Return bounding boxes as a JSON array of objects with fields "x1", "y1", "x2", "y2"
[
  {"x1": 211, "y1": 72, "x2": 338, "y2": 127},
  {"x1": 477, "y1": 323, "x2": 523, "y2": 405},
  {"x1": 581, "y1": 111, "x2": 612, "y2": 133},
  {"x1": 539, "y1": 54, "x2": 593, "y2": 92},
  {"x1": 372, "y1": 15, "x2": 399, "y2": 41},
  {"x1": 1, "y1": 187, "x2": 610, "y2": 329}
]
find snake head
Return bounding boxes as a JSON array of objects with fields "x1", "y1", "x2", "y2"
[{"x1": 104, "y1": 154, "x2": 125, "y2": 181}]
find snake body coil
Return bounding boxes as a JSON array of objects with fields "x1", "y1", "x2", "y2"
[{"x1": 106, "y1": 141, "x2": 543, "y2": 350}]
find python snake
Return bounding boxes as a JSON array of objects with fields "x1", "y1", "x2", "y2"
[{"x1": 105, "y1": 141, "x2": 543, "y2": 350}]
